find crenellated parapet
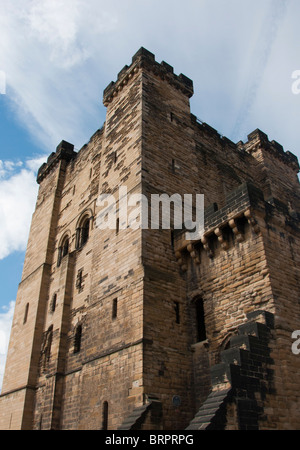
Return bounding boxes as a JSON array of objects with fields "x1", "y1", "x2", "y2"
[
  {"x1": 37, "y1": 140, "x2": 76, "y2": 184},
  {"x1": 191, "y1": 115, "x2": 237, "y2": 150},
  {"x1": 103, "y1": 47, "x2": 194, "y2": 106},
  {"x1": 174, "y1": 182, "x2": 264, "y2": 269},
  {"x1": 174, "y1": 178, "x2": 300, "y2": 272},
  {"x1": 241, "y1": 128, "x2": 299, "y2": 172}
]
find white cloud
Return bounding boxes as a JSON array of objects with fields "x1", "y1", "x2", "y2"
[
  {"x1": 0, "y1": 160, "x2": 23, "y2": 179},
  {"x1": 0, "y1": 0, "x2": 298, "y2": 266},
  {"x1": 0, "y1": 301, "x2": 15, "y2": 393},
  {"x1": 0, "y1": 156, "x2": 41, "y2": 393},
  {"x1": 0, "y1": 0, "x2": 119, "y2": 151},
  {"x1": 0, "y1": 0, "x2": 299, "y2": 159},
  {"x1": 27, "y1": 0, "x2": 89, "y2": 69},
  {"x1": 25, "y1": 156, "x2": 47, "y2": 173},
  {"x1": 231, "y1": 0, "x2": 290, "y2": 139},
  {"x1": 0, "y1": 0, "x2": 299, "y2": 266},
  {"x1": 0, "y1": 161, "x2": 40, "y2": 260}
]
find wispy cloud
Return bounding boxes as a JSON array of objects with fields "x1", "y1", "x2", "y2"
[
  {"x1": 0, "y1": 160, "x2": 23, "y2": 179},
  {"x1": 1, "y1": 0, "x2": 299, "y2": 155},
  {"x1": 0, "y1": 0, "x2": 119, "y2": 151},
  {"x1": 231, "y1": 0, "x2": 290, "y2": 139},
  {"x1": 26, "y1": 0, "x2": 90, "y2": 69}
]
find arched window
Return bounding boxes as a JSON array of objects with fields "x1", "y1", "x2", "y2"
[
  {"x1": 194, "y1": 297, "x2": 207, "y2": 342},
  {"x1": 76, "y1": 215, "x2": 91, "y2": 249},
  {"x1": 57, "y1": 235, "x2": 70, "y2": 267},
  {"x1": 81, "y1": 218, "x2": 90, "y2": 246},
  {"x1": 102, "y1": 401, "x2": 109, "y2": 430},
  {"x1": 74, "y1": 324, "x2": 82, "y2": 354},
  {"x1": 62, "y1": 237, "x2": 69, "y2": 257}
]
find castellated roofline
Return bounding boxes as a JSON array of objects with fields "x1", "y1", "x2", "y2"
[
  {"x1": 103, "y1": 47, "x2": 194, "y2": 106},
  {"x1": 36, "y1": 48, "x2": 299, "y2": 186},
  {"x1": 242, "y1": 128, "x2": 299, "y2": 172},
  {"x1": 37, "y1": 140, "x2": 76, "y2": 184},
  {"x1": 2, "y1": 46, "x2": 300, "y2": 432},
  {"x1": 191, "y1": 117, "x2": 299, "y2": 172}
]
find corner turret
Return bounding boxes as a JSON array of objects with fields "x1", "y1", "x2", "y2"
[
  {"x1": 37, "y1": 140, "x2": 76, "y2": 184},
  {"x1": 103, "y1": 47, "x2": 193, "y2": 107}
]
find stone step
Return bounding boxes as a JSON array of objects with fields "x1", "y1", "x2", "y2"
[{"x1": 186, "y1": 388, "x2": 231, "y2": 430}]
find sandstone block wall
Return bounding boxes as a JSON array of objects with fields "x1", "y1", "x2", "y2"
[{"x1": 1, "y1": 47, "x2": 299, "y2": 430}]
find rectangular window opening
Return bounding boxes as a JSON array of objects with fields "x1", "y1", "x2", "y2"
[
  {"x1": 174, "y1": 301, "x2": 180, "y2": 324},
  {"x1": 112, "y1": 298, "x2": 118, "y2": 319},
  {"x1": 196, "y1": 298, "x2": 207, "y2": 342},
  {"x1": 76, "y1": 269, "x2": 83, "y2": 291}
]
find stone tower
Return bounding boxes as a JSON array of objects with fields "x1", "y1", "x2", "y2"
[{"x1": 1, "y1": 48, "x2": 300, "y2": 430}]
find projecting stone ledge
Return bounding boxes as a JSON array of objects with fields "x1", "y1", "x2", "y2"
[{"x1": 174, "y1": 182, "x2": 264, "y2": 267}]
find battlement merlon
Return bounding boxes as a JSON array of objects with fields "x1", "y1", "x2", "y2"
[
  {"x1": 37, "y1": 140, "x2": 77, "y2": 184},
  {"x1": 241, "y1": 128, "x2": 299, "y2": 173},
  {"x1": 103, "y1": 47, "x2": 194, "y2": 106}
]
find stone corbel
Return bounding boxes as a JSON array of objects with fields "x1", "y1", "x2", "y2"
[
  {"x1": 229, "y1": 219, "x2": 244, "y2": 242},
  {"x1": 244, "y1": 209, "x2": 260, "y2": 234},
  {"x1": 175, "y1": 250, "x2": 187, "y2": 272},
  {"x1": 201, "y1": 236, "x2": 214, "y2": 258},
  {"x1": 187, "y1": 243, "x2": 201, "y2": 265},
  {"x1": 214, "y1": 227, "x2": 229, "y2": 250}
]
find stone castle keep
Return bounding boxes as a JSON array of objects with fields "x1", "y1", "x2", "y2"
[{"x1": 1, "y1": 47, "x2": 300, "y2": 430}]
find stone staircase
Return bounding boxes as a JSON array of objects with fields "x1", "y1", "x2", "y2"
[
  {"x1": 185, "y1": 388, "x2": 232, "y2": 430},
  {"x1": 118, "y1": 396, "x2": 162, "y2": 430},
  {"x1": 187, "y1": 310, "x2": 275, "y2": 430}
]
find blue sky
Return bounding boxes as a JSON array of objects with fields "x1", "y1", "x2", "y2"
[{"x1": 0, "y1": 0, "x2": 300, "y2": 389}]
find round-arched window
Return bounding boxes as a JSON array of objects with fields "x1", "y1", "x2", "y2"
[{"x1": 76, "y1": 215, "x2": 91, "y2": 249}]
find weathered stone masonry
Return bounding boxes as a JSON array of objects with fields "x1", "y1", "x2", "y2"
[{"x1": 0, "y1": 47, "x2": 300, "y2": 430}]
